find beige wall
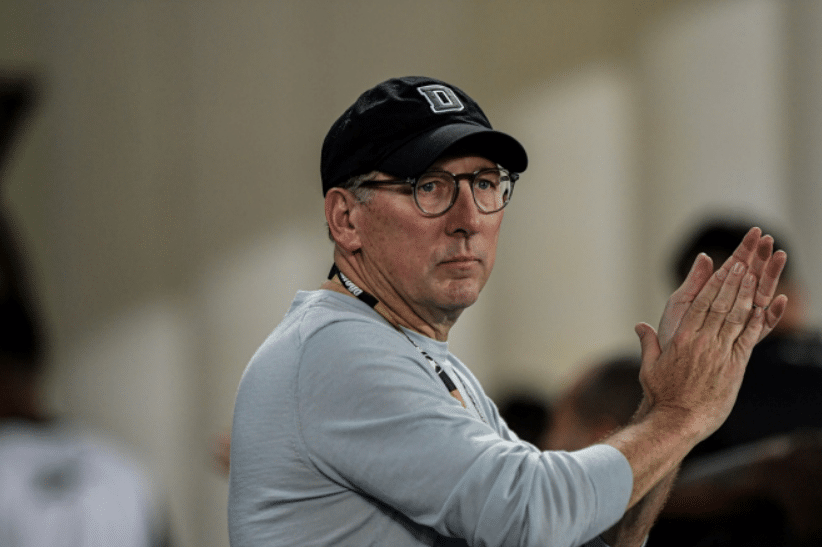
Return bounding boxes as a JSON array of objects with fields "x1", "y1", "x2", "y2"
[{"x1": 3, "y1": 1, "x2": 821, "y2": 546}]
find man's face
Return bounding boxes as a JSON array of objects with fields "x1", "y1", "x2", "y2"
[{"x1": 354, "y1": 154, "x2": 504, "y2": 321}]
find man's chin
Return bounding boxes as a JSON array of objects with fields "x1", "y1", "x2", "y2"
[{"x1": 438, "y1": 282, "x2": 482, "y2": 310}]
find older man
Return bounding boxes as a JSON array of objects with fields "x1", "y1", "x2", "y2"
[{"x1": 228, "y1": 76, "x2": 787, "y2": 547}]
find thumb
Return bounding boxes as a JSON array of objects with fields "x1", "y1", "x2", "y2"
[{"x1": 635, "y1": 322, "x2": 662, "y2": 365}]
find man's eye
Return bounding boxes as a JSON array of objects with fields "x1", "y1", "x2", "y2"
[
  {"x1": 419, "y1": 181, "x2": 438, "y2": 193},
  {"x1": 475, "y1": 178, "x2": 498, "y2": 191}
]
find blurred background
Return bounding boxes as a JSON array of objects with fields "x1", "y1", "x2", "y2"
[{"x1": 1, "y1": 1, "x2": 820, "y2": 546}]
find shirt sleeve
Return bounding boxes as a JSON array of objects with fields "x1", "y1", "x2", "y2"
[{"x1": 295, "y1": 319, "x2": 633, "y2": 547}]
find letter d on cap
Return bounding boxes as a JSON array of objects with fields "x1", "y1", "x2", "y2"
[{"x1": 417, "y1": 84, "x2": 465, "y2": 113}]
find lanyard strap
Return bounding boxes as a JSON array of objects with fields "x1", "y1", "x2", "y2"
[
  {"x1": 327, "y1": 264, "x2": 466, "y2": 407},
  {"x1": 329, "y1": 264, "x2": 378, "y2": 308}
]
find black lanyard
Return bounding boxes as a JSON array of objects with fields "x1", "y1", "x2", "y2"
[{"x1": 327, "y1": 264, "x2": 463, "y2": 401}]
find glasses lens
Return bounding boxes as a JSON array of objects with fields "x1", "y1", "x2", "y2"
[
  {"x1": 472, "y1": 169, "x2": 512, "y2": 212},
  {"x1": 414, "y1": 172, "x2": 455, "y2": 214}
]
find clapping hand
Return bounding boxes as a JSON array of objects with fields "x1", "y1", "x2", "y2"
[{"x1": 635, "y1": 227, "x2": 787, "y2": 441}]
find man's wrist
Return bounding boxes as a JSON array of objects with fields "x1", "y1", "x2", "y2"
[{"x1": 632, "y1": 401, "x2": 706, "y2": 451}]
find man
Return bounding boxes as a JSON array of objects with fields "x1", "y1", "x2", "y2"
[{"x1": 228, "y1": 76, "x2": 787, "y2": 547}]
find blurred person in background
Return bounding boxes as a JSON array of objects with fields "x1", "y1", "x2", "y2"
[
  {"x1": 496, "y1": 391, "x2": 553, "y2": 450},
  {"x1": 543, "y1": 347, "x2": 822, "y2": 546},
  {"x1": 0, "y1": 72, "x2": 172, "y2": 547},
  {"x1": 545, "y1": 355, "x2": 643, "y2": 453}
]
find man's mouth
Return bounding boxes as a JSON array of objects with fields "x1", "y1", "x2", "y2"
[{"x1": 441, "y1": 256, "x2": 480, "y2": 265}]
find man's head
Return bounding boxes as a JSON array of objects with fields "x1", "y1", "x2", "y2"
[{"x1": 322, "y1": 77, "x2": 528, "y2": 331}]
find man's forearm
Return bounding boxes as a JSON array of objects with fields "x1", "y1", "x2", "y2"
[
  {"x1": 603, "y1": 403, "x2": 698, "y2": 509},
  {"x1": 601, "y1": 467, "x2": 678, "y2": 547},
  {"x1": 600, "y1": 400, "x2": 687, "y2": 546}
]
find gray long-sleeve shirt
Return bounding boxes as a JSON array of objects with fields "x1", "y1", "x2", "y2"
[{"x1": 228, "y1": 290, "x2": 632, "y2": 546}]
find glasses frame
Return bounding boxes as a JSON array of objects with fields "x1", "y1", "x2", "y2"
[{"x1": 354, "y1": 167, "x2": 519, "y2": 217}]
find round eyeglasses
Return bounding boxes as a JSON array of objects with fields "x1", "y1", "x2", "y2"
[{"x1": 355, "y1": 167, "x2": 518, "y2": 216}]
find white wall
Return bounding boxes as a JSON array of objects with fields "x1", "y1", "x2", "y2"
[
  {"x1": 488, "y1": 65, "x2": 640, "y2": 392},
  {"x1": 637, "y1": 0, "x2": 791, "y2": 315},
  {"x1": 785, "y1": 1, "x2": 822, "y2": 327}
]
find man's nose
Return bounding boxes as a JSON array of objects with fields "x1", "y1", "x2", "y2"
[{"x1": 446, "y1": 180, "x2": 482, "y2": 235}]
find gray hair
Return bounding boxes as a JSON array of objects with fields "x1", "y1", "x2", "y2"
[{"x1": 339, "y1": 171, "x2": 379, "y2": 203}]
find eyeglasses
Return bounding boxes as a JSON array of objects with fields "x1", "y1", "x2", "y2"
[{"x1": 355, "y1": 167, "x2": 518, "y2": 216}]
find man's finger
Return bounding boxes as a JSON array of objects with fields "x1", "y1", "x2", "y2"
[
  {"x1": 658, "y1": 253, "x2": 713, "y2": 347},
  {"x1": 701, "y1": 261, "x2": 749, "y2": 335},
  {"x1": 746, "y1": 235, "x2": 773, "y2": 285},
  {"x1": 754, "y1": 249, "x2": 787, "y2": 310},
  {"x1": 713, "y1": 227, "x2": 762, "y2": 282},
  {"x1": 733, "y1": 304, "x2": 766, "y2": 360},
  {"x1": 678, "y1": 253, "x2": 715, "y2": 301},
  {"x1": 679, "y1": 258, "x2": 744, "y2": 334},
  {"x1": 717, "y1": 271, "x2": 757, "y2": 343},
  {"x1": 759, "y1": 293, "x2": 789, "y2": 340},
  {"x1": 677, "y1": 228, "x2": 766, "y2": 337},
  {"x1": 636, "y1": 322, "x2": 662, "y2": 366}
]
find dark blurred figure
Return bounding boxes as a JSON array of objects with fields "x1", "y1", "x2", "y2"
[
  {"x1": 650, "y1": 216, "x2": 822, "y2": 547},
  {"x1": 0, "y1": 72, "x2": 172, "y2": 547},
  {"x1": 545, "y1": 354, "x2": 643, "y2": 452},
  {"x1": 497, "y1": 392, "x2": 553, "y2": 450},
  {"x1": 657, "y1": 430, "x2": 822, "y2": 547}
]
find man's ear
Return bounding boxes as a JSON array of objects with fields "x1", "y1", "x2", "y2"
[{"x1": 325, "y1": 188, "x2": 363, "y2": 252}]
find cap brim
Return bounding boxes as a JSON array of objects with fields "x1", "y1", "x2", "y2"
[{"x1": 377, "y1": 123, "x2": 528, "y2": 178}]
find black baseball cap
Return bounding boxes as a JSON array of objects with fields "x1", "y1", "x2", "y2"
[{"x1": 321, "y1": 76, "x2": 528, "y2": 196}]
